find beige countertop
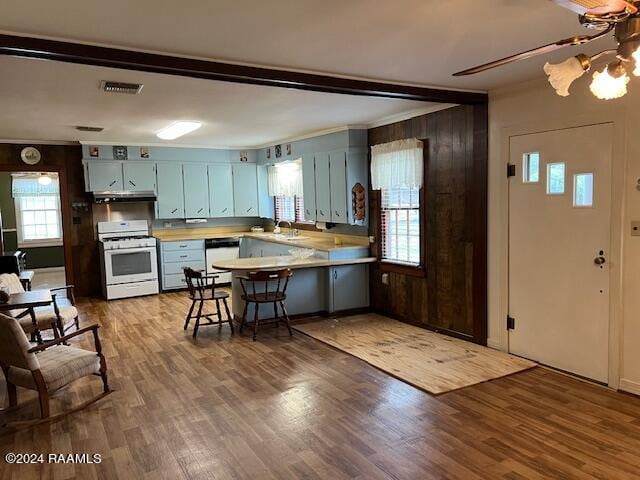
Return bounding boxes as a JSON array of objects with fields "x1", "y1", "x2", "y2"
[
  {"x1": 211, "y1": 255, "x2": 376, "y2": 271},
  {"x1": 153, "y1": 228, "x2": 370, "y2": 252}
]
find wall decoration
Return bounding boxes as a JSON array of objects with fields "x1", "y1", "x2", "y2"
[
  {"x1": 286, "y1": 144, "x2": 292, "y2": 156},
  {"x1": 140, "y1": 147, "x2": 150, "y2": 158},
  {"x1": 240, "y1": 151, "x2": 248, "y2": 162},
  {"x1": 352, "y1": 182, "x2": 366, "y2": 222},
  {"x1": 275, "y1": 144, "x2": 282, "y2": 158},
  {"x1": 267, "y1": 147, "x2": 271, "y2": 159},
  {"x1": 20, "y1": 146, "x2": 41, "y2": 165},
  {"x1": 113, "y1": 145, "x2": 128, "y2": 160},
  {"x1": 89, "y1": 146, "x2": 100, "y2": 158}
]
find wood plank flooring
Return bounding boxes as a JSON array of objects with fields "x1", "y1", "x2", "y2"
[
  {"x1": 294, "y1": 315, "x2": 535, "y2": 394},
  {"x1": 1, "y1": 292, "x2": 639, "y2": 479}
]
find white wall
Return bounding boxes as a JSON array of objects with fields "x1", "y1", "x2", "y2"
[{"x1": 488, "y1": 72, "x2": 640, "y2": 394}]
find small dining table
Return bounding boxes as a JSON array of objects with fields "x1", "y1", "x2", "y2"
[{"x1": 0, "y1": 289, "x2": 54, "y2": 342}]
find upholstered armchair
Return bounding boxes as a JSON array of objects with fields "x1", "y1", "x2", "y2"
[
  {"x1": 0, "y1": 273, "x2": 80, "y2": 339},
  {"x1": 0, "y1": 313, "x2": 110, "y2": 421}
]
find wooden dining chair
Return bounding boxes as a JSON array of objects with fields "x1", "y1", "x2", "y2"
[
  {"x1": 0, "y1": 313, "x2": 110, "y2": 424},
  {"x1": 183, "y1": 267, "x2": 234, "y2": 338},
  {"x1": 238, "y1": 269, "x2": 293, "y2": 341}
]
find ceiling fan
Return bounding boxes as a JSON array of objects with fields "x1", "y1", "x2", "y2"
[{"x1": 454, "y1": 1, "x2": 640, "y2": 99}]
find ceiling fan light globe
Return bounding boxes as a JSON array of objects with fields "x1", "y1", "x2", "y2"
[
  {"x1": 543, "y1": 57, "x2": 588, "y2": 97},
  {"x1": 589, "y1": 66, "x2": 630, "y2": 100}
]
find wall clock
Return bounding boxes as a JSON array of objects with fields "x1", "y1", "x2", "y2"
[{"x1": 20, "y1": 146, "x2": 41, "y2": 165}]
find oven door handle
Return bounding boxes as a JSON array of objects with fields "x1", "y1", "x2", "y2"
[{"x1": 104, "y1": 246, "x2": 156, "y2": 255}]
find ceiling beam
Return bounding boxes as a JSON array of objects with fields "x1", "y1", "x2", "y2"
[{"x1": 0, "y1": 34, "x2": 487, "y2": 105}]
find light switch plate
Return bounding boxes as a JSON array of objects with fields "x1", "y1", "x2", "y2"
[{"x1": 632, "y1": 221, "x2": 640, "y2": 237}]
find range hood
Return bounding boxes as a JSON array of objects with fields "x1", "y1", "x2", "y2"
[{"x1": 92, "y1": 191, "x2": 156, "y2": 203}]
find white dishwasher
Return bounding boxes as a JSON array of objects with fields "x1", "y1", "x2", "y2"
[{"x1": 205, "y1": 237, "x2": 240, "y2": 284}]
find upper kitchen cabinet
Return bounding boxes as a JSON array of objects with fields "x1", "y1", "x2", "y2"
[
  {"x1": 123, "y1": 162, "x2": 156, "y2": 192},
  {"x1": 84, "y1": 161, "x2": 123, "y2": 191},
  {"x1": 302, "y1": 154, "x2": 317, "y2": 222},
  {"x1": 182, "y1": 163, "x2": 210, "y2": 218},
  {"x1": 314, "y1": 152, "x2": 332, "y2": 222},
  {"x1": 232, "y1": 164, "x2": 259, "y2": 217},
  {"x1": 156, "y1": 163, "x2": 184, "y2": 219},
  {"x1": 329, "y1": 151, "x2": 347, "y2": 223},
  {"x1": 208, "y1": 164, "x2": 234, "y2": 217},
  {"x1": 257, "y1": 165, "x2": 274, "y2": 220}
]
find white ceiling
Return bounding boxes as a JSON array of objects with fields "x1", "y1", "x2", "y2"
[
  {"x1": 0, "y1": 56, "x2": 435, "y2": 147},
  {"x1": 0, "y1": 0, "x2": 615, "y2": 91}
]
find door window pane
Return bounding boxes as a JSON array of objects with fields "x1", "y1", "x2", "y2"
[
  {"x1": 523, "y1": 152, "x2": 540, "y2": 183},
  {"x1": 547, "y1": 163, "x2": 565, "y2": 195},
  {"x1": 573, "y1": 173, "x2": 594, "y2": 207}
]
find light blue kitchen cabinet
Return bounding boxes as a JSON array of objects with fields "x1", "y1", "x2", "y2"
[
  {"x1": 328, "y1": 264, "x2": 369, "y2": 312},
  {"x1": 85, "y1": 161, "x2": 123, "y2": 191},
  {"x1": 329, "y1": 151, "x2": 348, "y2": 223},
  {"x1": 314, "y1": 152, "x2": 332, "y2": 222},
  {"x1": 208, "y1": 164, "x2": 234, "y2": 217},
  {"x1": 159, "y1": 239, "x2": 205, "y2": 291},
  {"x1": 232, "y1": 164, "x2": 259, "y2": 217},
  {"x1": 182, "y1": 163, "x2": 210, "y2": 218},
  {"x1": 302, "y1": 154, "x2": 317, "y2": 222},
  {"x1": 123, "y1": 162, "x2": 156, "y2": 192},
  {"x1": 156, "y1": 163, "x2": 184, "y2": 219},
  {"x1": 257, "y1": 165, "x2": 274, "y2": 219}
]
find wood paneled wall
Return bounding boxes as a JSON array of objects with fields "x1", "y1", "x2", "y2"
[
  {"x1": 0, "y1": 144, "x2": 100, "y2": 297},
  {"x1": 368, "y1": 105, "x2": 488, "y2": 344}
]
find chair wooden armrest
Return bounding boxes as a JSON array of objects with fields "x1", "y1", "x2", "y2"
[
  {"x1": 50, "y1": 285, "x2": 76, "y2": 305},
  {"x1": 28, "y1": 324, "x2": 100, "y2": 354}
]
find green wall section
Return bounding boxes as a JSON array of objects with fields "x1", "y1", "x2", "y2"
[{"x1": 0, "y1": 173, "x2": 65, "y2": 269}]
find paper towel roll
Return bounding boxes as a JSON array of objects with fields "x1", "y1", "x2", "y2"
[{"x1": 315, "y1": 222, "x2": 327, "y2": 230}]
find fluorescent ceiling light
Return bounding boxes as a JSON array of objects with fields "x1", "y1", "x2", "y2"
[{"x1": 156, "y1": 121, "x2": 202, "y2": 140}]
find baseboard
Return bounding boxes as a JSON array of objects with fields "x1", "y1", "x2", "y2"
[
  {"x1": 619, "y1": 378, "x2": 640, "y2": 396},
  {"x1": 487, "y1": 338, "x2": 505, "y2": 351},
  {"x1": 32, "y1": 266, "x2": 65, "y2": 273}
]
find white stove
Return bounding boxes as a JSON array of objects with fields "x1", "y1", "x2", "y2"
[{"x1": 98, "y1": 220, "x2": 159, "y2": 300}]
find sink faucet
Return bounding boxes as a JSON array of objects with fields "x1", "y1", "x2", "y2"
[{"x1": 276, "y1": 220, "x2": 294, "y2": 238}]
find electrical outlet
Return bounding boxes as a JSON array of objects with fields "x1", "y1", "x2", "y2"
[
  {"x1": 164, "y1": 222, "x2": 172, "y2": 228},
  {"x1": 381, "y1": 273, "x2": 389, "y2": 285},
  {"x1": 632, "y1": 221, "x2": 640, "y2": 237},
  {"x1": 369, "y1": 235, "x2": 375, "y2": 244}
]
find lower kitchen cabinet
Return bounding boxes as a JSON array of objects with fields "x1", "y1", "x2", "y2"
[
  {"x1": 159, "y1": 239, "x2": 205, "y2": 290},
  {"x1": 328, "y1": 264, "x2": 369, "y2": 312},
  {"x1": 156, "y1": 163, "x2": 185, "y2": 219}
]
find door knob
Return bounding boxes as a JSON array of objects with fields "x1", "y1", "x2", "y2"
[{"x1": 594, "y1": 256, "x2": 606, "y2": 265}]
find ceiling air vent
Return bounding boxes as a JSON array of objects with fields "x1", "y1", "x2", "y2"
[
  {"x1": 100, "y1": 81, "x2": 143, "y2": 94},
  {"x1": 76, "y1": 126, "x2": 104, "y2": 132}
]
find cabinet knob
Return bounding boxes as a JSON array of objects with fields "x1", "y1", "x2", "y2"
[
  {"x1": 335, "y1": 210, "x2": 340, "y2": 216},
  {"x1": 109, "y1": 180, "x2": 117, "y2": 187},
  {"x1": 222, "y1": 208, "x2": 228, "y2": 213},
  {"x1": 319, "y1": 210, "x2": 325, "y2": 216},
  {"x1": 171, "y1": 208, "x2": 178, "y2": 214},
  {"x1": 247, "y1": 208, "x2": 252, "y2": 213},
  {"x1": 129, "y1": 180, "x2": 136, "y2": 187},
  {"x1": 198, "y1": 208, "x2": 203, "y2": 213}
]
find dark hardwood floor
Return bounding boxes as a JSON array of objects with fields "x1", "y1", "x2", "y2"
[{"x1": 1, "y1": 293, "x2": 639, "y2": 479}]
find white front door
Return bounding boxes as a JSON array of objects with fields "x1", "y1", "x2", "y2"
[{"x1": 508, "y1": 124, "x2": 613, "y2": 383}]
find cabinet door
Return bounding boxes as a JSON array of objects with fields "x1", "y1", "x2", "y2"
[
  {"x1": 123, "y1": 162, "x2": 156, "y2": 192},
  {"x1": 183, "y1": 163, "x2": 210, "y2": 218},
  {"x1": 314, "y1": 153, "x2": 331, "y2": 222},
  {"x1": 257, "y1": 165, "x2": 274, "y2": 219},
  {"x1": 232, "y1": 164, "x2": 259, "y2": 217},
  {"x1": 208, "y1": 164, "x2": 234, "y2": 217},
  {"x1": 87, "y1": 162, "x2": 123, "y2": 191},
  {"x1": 156, "y1": 163, "x2": 184, "y2": 219},
  {"x1": 329, "y1": 151, "x2": 348, "y2": 223},
  {"x1": 302, "y1": 154, "x2": 317, "y2": 222},
  {"x1": 330, "y1": 265, "x2": 369, "y2": 312}
]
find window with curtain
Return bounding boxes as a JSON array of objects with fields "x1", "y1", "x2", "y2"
[
  {"x1": 12, "y1": 174, "x2": 63, "y2": 247},
  {"x1": 371, "y1": 139, "x2": 424, "y2": 269},
  {"x1": 274, "y1": 196, "x2": 310, "y2": 223},
  {"x1": 269, "y1": 159, "x2": 312, "y2": 224}
]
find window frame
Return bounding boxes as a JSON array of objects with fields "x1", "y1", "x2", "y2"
[
  {"x1": 273, "y1": 195, "x2": 314, "y2": 225},
  {"x1": 14, "y1": 194, "x2": 64, "y2": 248},
  {"x1": 375, "y1": 142, "x2": 427, "y2": 278}
]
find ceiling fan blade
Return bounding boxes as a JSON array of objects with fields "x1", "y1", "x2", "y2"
[
  {"x1": 551, "y1": 0, "x2": 636, "y2": 15},
  {"x1": 453, "y1": 28, "x2": 612, "y2": 76}
]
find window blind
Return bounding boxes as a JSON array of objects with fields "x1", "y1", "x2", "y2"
[{"x1": 380, "y1": 186, "x2": 421, "y2": 265}]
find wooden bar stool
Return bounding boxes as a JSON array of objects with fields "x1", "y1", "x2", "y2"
[
  {"x1": 183, "y1": 267, "x2": 234, "y2": 339},
  {"x1": 238, "y1": 269, "x2": 293, "y2": 341}
]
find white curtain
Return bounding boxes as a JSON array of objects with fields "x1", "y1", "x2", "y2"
[
  {"x1": 370, "y1": 138, "x2": 423, "y2": 190},
  {"x1": 267, "y1": 159, "x2": 303, "y2": 197},
  {"x1": 11, "y1": 174, "x2": 60, "y2": 197}
]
